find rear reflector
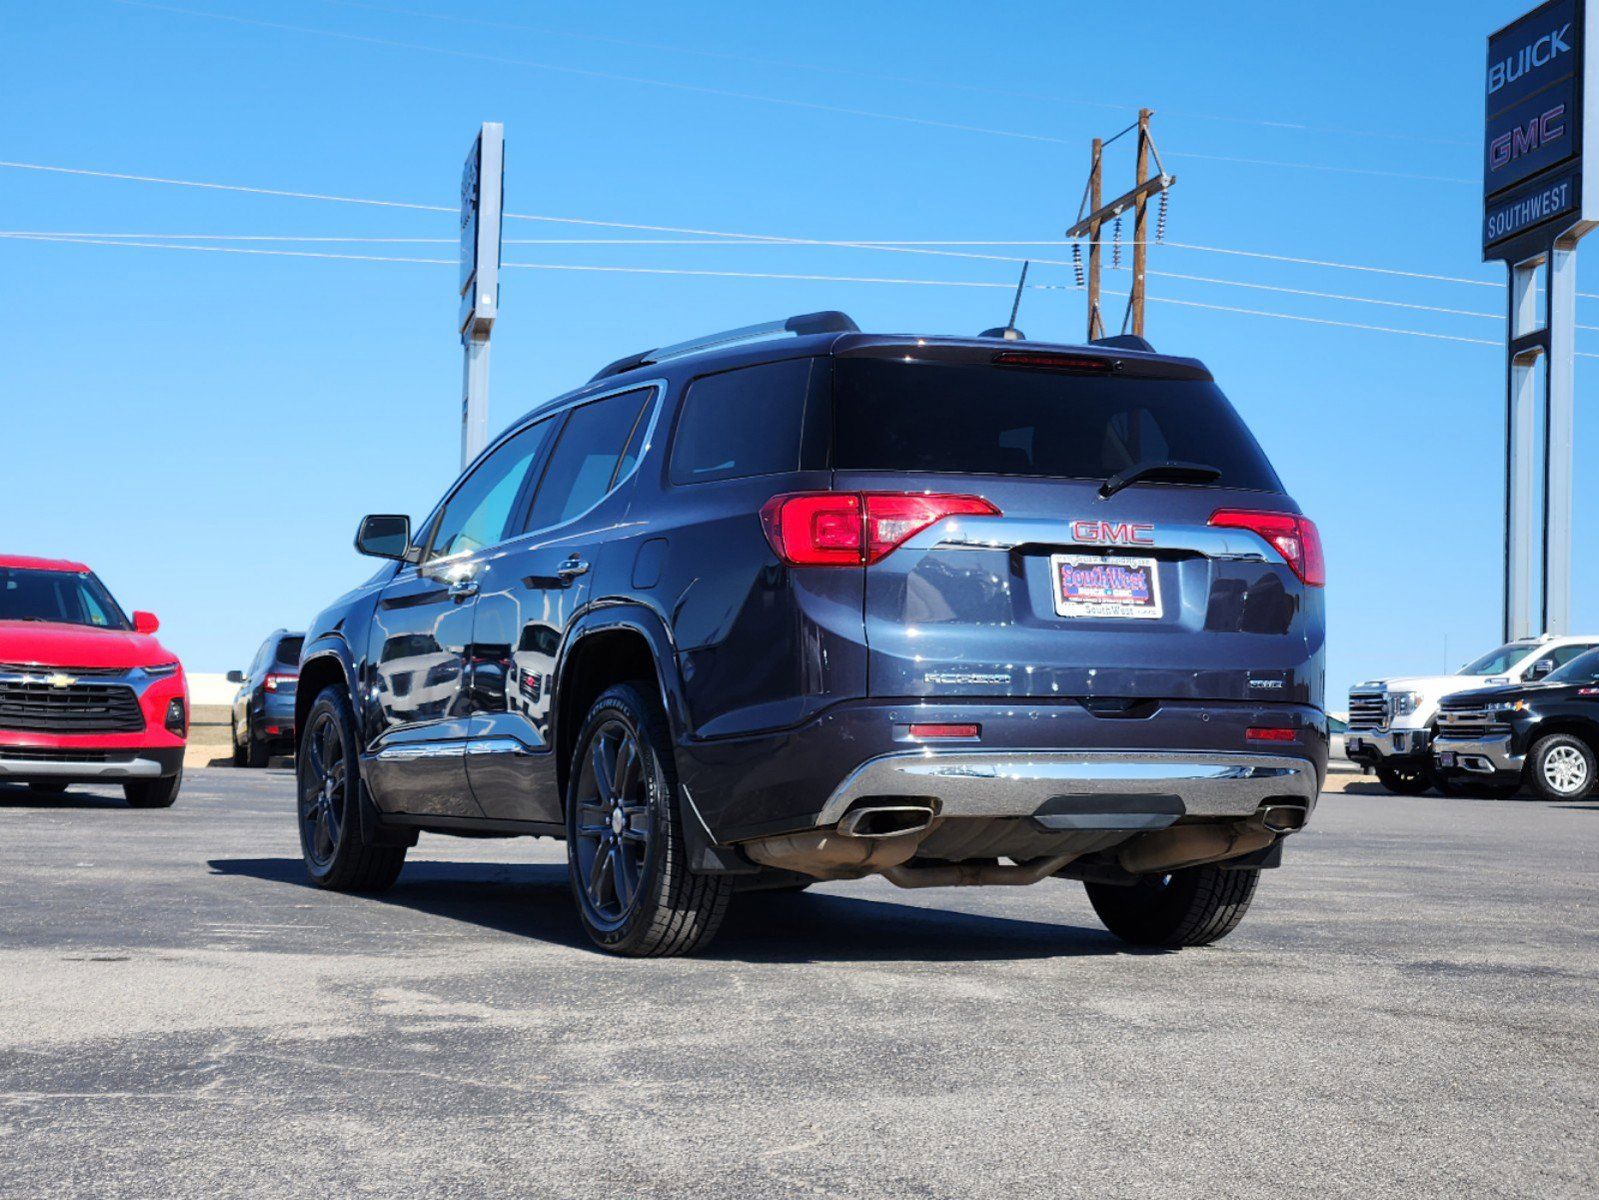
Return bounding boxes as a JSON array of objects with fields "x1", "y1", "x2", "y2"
[
  {"x1": 1208, "y1": 509, "x2": 1326, "y2": 587},
  {"x1": 908, "y1": 723, "x2": 980, "y2": 739},
  {"x1": 761, "y1": 492, "x2": 999, "y2": 566},
  {"x1": 1246, "y1": 727, "x2": 1296, "y2": 742}
]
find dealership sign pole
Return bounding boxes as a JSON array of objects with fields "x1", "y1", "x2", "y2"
[
  {"x1": 459, "y1": 122, "x2": 504, "y2": 468},
  {"x1": 1484, "y1": 1, "x2": 1595, "y2": 639}
]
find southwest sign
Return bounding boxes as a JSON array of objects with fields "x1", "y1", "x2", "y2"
[{"x1": 1484, "y1": 0, "x2": 1596, "y2": 258}]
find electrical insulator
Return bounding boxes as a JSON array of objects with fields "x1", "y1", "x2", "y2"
[
  {"x1": 1071, "y1": 242, "x2": 1084, "y2": 287},
  {"x1": 1157, "y1": 190, "x2": 1170, "y2": 244},
  {"x1": 1112, "y1": 216, "x2": 1122, "y2": 268}
]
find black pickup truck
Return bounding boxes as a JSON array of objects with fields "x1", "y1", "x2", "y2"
[{"x1": 1431, "y1": 649, "x2": 1599, "y2": 801}]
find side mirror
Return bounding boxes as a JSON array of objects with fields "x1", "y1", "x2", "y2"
[
  {"x1": 132, "y1": 611, "x2": 160, "y2": 635},
  {"x1": 1527, "y1": 657, "x2": 1557, "y2": 681},
  {"x1": 226, "y1": 670, "x2": 245, "y2": 684},
  {"x1": 356, "y1": 514, "x2": 412, "y2": 560}
]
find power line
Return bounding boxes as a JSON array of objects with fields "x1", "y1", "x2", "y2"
[
  {"x1": 108, "y1": 0, "x2": 1472, "y2": 185},
  {"x1": 310, "y1": 0, "x2": 1473, "y2": 148},
  {"x1": 0, "y1": 160, "x2": 454, "y2": 213},
  {"x1": 15, "y1": 230, "x2": 1599, "y2": 356},
  {"x1": 9, "y1": 228, "x2": 1523, "y2": 322},
  {"x1": 0, "y1": 160, "x2": 1512, "y2": 293}
]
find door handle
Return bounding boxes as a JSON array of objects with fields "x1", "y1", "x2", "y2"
[
  {"x1": 448, "y1": 578, "x2": 480, "y2": 601},
  {"x1": 556, "y1": 557, "x2": 590, "y2": 581}
]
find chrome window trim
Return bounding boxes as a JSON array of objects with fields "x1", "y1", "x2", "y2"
[{"x1": 428, "y1": 378, "x2": 668, "y2": 566}]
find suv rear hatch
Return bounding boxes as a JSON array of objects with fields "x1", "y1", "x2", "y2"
[{"x1": 826, "y1": 339, "x2": 1322, "y2": 705}]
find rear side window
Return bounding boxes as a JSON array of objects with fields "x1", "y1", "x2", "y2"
[
  {"x1": 670, "y1": 359, "x2": 820, "y2": 485},
  {"x1": 524, "y1": 388, "x2": 653, "y2": 531},
  {"x1": 831, "y1": 359, "x2": 1282, "y2": 491}
]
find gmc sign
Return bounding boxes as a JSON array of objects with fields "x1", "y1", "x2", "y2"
[
  {"x1": 1070, "y1": 520, "x2": 1155, "y2": 546},
  {"x1": 1484, "y1": 0, "x2": 1596, "y2": 259}
]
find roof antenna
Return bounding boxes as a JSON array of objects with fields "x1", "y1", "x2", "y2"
[{"x1": 980, "y1": 260, "x2": 1030, "y2": 340}]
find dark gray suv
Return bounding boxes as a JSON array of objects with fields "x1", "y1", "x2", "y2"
[{"x1": 296, "y1": 313, "x2": 1327, "y2": 956}]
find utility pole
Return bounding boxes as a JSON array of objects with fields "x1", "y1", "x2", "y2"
[
  {"x1": 458, "y1": 122, "x2": 504, "y2": 469},
  {"x1": 1129, "y1": 109, "x2": 1152, "y2": 336},
  {"x1": 1086, "y1": 138, "x2": 1104, "y2": 341},
  {"x1": 1066, "y1": 109, "x2": 1175, "y2": 343}
]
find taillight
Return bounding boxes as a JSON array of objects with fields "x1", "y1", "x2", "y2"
[
  {"x1": 264, "y1": 673, "x2": 296, "y2": 692},
  {"x1": 1209, "y1": 509, "x2": 1325, "y2": 587},
  {"x1": 761, "y1": 492, "x2": 999, "y2": 566}
]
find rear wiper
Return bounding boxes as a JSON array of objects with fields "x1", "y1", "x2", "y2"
[{"x1": 1099, "y1": 459, "x2": 1223, "y2": 499}]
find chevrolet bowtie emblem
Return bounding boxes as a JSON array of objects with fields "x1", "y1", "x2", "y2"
[{"x1": 47, "y1": 673, "x2": 77, "y2": 689}]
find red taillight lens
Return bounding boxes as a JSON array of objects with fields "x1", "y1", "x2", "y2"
[
  {"x1": 263, "y1": 673, "x2": 296, "y2": 692},
  {"x1": 1246, "y1": 726, "x2": 1296, "y2": 742},
  {"x1": 761, "y1": 492, "x2": 999, "y2": 566},
  {"x1": 1209, "y1": 509, "x2": 1325, "y2": 587}
]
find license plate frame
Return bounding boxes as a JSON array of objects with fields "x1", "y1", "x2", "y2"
[{"x1": 1050, "y1": 554, "x2": 1163, "y2": 620}]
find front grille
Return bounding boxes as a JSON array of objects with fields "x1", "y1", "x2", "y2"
[
  {"x1": 1436, "y1": 706, "x2": 1499, "y2": 742},
  {"x1": 1348, "y1": 689, "x2": 1387, "y2": 730},
  {"x1": 0, "y1": 681, "x2": 145, "y2": 733}
]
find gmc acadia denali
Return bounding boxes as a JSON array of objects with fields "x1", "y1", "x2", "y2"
[{"x1": 296, "y1": 313, "x2": 1328, "y2": 956}]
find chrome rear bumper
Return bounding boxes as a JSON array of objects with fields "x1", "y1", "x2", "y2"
[{"x1": 816, "y1": 750, "x2": 1320, "y2": 825}]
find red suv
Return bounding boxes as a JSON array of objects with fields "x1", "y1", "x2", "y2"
[{"x1": 0, "y1": 555, "x2": 187, "y2": 806}]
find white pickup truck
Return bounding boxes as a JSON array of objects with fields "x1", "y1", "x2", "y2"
[{"x1": 1345, "y1": 635, "x2": 1599, "y2": 794}]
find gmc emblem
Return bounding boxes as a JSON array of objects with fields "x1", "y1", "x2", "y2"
[{"x1": 1071, "y1": 520, "x2": 1155, "y2": 546}]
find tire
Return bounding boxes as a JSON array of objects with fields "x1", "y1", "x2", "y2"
[
  {"x1": 297, "y1": 685, "x2": 406, "y2": 891},
  {"x1": 565, "y1": 681, "x2": 731, "y2": 956},
  {"x1": 1086, "y1": 865, "x2": 1260, "y2": 948},
  {"x1": 28, "y1": 781, "x2": 69, "y2": 796},
  {"x1": 244, "y1": 718, "x2": 270, "y2": 769},
  {"x1": 1527, "y1": 732, "x2": 1596, "y2": 802},
  {"x1": 231, "y1": 717, "x2": 248, "y2": 767},
  {"x1": 1375, "y1": 764, "x2": 1431, "y2": 795},
  {"x1": 125, "y1": 770, "x2": 182, "y2": 808}
]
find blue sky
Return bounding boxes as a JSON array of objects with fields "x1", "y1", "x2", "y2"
[{"x1": 0, "y1": 0, "x2": 1589, "y2": 702}]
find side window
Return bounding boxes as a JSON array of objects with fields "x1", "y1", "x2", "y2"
[
  {"x1": 1549, "y1": 644, "x2": 1596, "y2": 670},
  {"x1": 669, "y1": 359, "x2": 816, "y2": 485},
  {"x1": 428, "y1": 418, "x2": 554, "y2": 561},
  {"x1": 523, "y1": 389, "x2": 653, "y2": 532}
]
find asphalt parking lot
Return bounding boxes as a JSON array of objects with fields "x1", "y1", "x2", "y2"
[{"x1": 2, "y1": 769, "x2": 1595, "y2": 1199}]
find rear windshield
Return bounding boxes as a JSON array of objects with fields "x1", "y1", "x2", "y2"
[
  {"x1": 831, "y1": 359, "x2": 1282, "y2": 491},
  {"x1": 275, "y1": 636, "x2": 304, "y2": 666}
]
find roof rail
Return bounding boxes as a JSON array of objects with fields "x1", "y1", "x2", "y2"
[{"x1": 588, "y1": 311, "x2": 859, "y2": 382}]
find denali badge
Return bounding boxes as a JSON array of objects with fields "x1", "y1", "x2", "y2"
[{"x1": 1070, "y1": 519, "x2": 1155, "y2": 546}]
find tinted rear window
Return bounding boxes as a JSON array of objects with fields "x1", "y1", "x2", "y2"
[
  {"x1": 831, "y1": 359, "x2": 1281, "y2": 491},
  {"x1": 275, "y1": 636, "x2": 304, "y2": 666},
  {"x1": 670, "y1": 358, "x2": 823, "y2": 485}
]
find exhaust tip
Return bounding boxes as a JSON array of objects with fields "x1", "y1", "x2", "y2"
[
  {"x1": 838, "y1": 804, "x2": 936, "y2": 839},
  {"x1": 1259, "y1": 804, "x2": 1307, "y2": 834}
]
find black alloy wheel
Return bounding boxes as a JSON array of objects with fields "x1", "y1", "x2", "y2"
[
  {"x1": 296, "y1": 685, "x2": 406, "y2": 891},
  {"x1": 564, "y1": 682, "x2": 730, "y2": 956},
  {"x1": 571, "y1": 716, "x2": 655, "y2": 930},
  {"x1": 300, "y1": 707, "x2": 348, "y2": 873}
]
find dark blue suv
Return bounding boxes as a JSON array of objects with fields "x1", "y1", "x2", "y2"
[{"x1": 296, "y1": 313, "x2": 1327, "y2": 956}]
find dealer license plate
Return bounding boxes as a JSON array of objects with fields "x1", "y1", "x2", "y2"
[{"x1": 1051, "y1": 555, "x2": 1162, "y2": 620}]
